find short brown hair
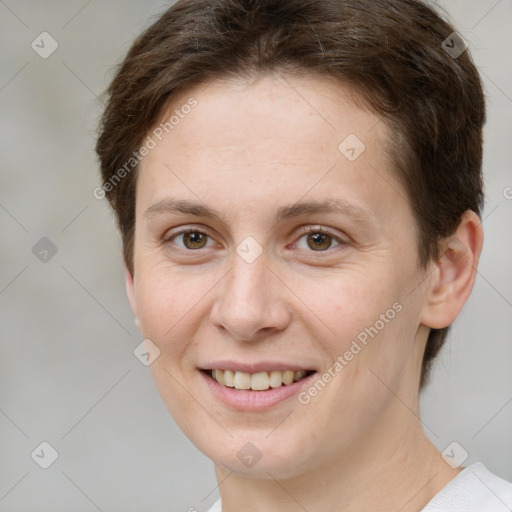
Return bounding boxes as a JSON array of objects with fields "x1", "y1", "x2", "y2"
[{"x1": 95, "y1": 0, "x2": 485, "y2": 388}]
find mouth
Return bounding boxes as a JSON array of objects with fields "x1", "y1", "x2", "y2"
[{"x1": 200, "y1": 368, "x2": 316, "y2": 391}]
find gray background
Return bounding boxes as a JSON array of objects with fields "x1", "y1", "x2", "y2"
[{"x1": 0, "y1": 1, "x2": 510, "y2": 510}]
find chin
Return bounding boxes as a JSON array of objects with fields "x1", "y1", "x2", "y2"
[{"x1": 191, "y1": 426, "x2": 316, "y2": 480}]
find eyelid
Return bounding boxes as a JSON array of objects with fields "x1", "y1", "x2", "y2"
[
  {"x1": 162, "y1": 224, "x2": 213, "y2": 241},
  {"x1": 293, "y1": 225, "x2": 348, "y2": 245},
  {"x1": 162, "y1": 224, "x2": 348, "y2": 253},
  {"x1": 162, "y1": 225, "x2": 217, "y2": 251}
]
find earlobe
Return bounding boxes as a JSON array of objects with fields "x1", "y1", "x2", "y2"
[{"x1": 420, "y1": 210, "x2": 484, "y2": 329}]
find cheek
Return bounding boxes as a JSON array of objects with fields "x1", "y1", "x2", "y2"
[
  {"x1": 297, "y1": 266, "x2": 417, "y2": 386},
  {"x1": 134, "y1": 266, "x2": 205, "y2": 351},
  {"x1": 295, "y1": 269, "x2": 398, "y2": 342}
]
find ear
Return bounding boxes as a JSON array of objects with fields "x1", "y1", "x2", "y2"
[
  {"x1": 124, "y1": 262, "x2": 140, "y2": 329},
  {"x1": 420, "y1": 210, "x2": 484, "y2": 329}
]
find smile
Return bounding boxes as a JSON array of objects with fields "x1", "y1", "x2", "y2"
[{"x1": 207, "y1": 369, "x2": 315, "y2": 391}]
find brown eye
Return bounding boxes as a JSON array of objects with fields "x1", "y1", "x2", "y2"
[
  {"x1": 295, "y1": 228, "x2": 343, "y2": 252},
  {"x1": 306, "y1": 232, "x2": 334, "y2": 251},
  {"x1": 182, "y1": 231, "x2": 208, "y2": 249},
  {"x1": 165, "y1": 229, "x2": 214, "y2": 251}
]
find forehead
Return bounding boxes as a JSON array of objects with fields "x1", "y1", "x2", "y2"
[
  {"x1": 149, "y1": 73, "x2": 388, "y2": 159},
  {"x1": 136, "y1": 73, "x2": 408, "y2": 227}
]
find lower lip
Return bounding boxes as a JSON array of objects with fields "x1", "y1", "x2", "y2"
[{"x1": 199, "y1": 370, "x2": 317, "y2": 411}]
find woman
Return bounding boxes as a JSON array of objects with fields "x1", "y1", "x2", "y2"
[{"x1": 95, "y1": 0, "x2": 512, "y2": 510}]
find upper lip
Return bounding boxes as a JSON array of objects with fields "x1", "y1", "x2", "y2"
[{"x1": 199, "y1": 360, "x2": 316, "y2": 373}]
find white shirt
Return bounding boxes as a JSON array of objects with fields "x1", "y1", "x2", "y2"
[{"x1": 205, "y1": 462, "x2": 512, "y2": 512}]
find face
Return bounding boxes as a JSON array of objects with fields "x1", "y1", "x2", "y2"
[{"x1": 126, "y1": 73, "x2": 433, "y2": 479}]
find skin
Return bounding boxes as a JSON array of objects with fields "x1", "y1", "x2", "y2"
[{"x1": 125, "y1": 72, "x2": 483, "y2": 511}]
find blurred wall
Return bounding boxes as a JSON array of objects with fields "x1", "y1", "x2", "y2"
[{"x1": 0, "y1": 1, "x2": 511, "y2": 510}]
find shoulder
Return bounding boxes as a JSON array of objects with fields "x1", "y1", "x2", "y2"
[
  {"x1": 422, "y1": 462, "x2": 512, "y2": 511},
  {"x1": 205, "y1": 466, "x2": 512, "y2": 512}
]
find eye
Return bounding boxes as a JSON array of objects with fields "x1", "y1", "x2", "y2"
[
  {"x1": 164, "y1": 228, "x2": 216, "y2": 251},
  {"x1": 294, "y1": 226, "x2": 343, "y2": 252},
  {"x1": 163, "y1": 226, "x2": 345, "y2": 254}
]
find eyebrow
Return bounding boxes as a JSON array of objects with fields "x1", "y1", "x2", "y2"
[{"x1": 143, "y1": 197, "x2": 373, "y2": 225}]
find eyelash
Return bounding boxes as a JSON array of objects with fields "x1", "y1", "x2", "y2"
[{"x1": 162, "y1": 225, "x2": 346, "y2": 254}]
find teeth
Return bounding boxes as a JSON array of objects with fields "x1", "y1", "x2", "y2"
[
  {"x1": 269, "y1": 370, "x2": 283, "y2": 388},
  {"x1": 210, "y1": 369, "x2": 310, "y2": 391},
  {"x1": 294, "y1": 370, "x2": 307, "y2": 382},
  {"x1": 213, "y1": 369, "x2": 225, "y2": 386},
  {"x1": 282, "y1": 370, "x2": 294, "y2": 385},
  {"x1": 251, "y1": 371, "x2": 269, "y2": 390},
  {"x1": 233, "y1": 371, "x2": 251, "y2": 389},
  {"x1": 223, "y1": 369, "x2": 235, "y2": 387}
]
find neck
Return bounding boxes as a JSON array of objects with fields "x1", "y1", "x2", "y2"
[{"x1": 214, "y1": 404, "x2": 460, "y2": 512}]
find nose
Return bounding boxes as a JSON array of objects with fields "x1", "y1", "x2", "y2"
[{"x1": 210, "y1": 254, "x2": 292, "y2": 342}]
